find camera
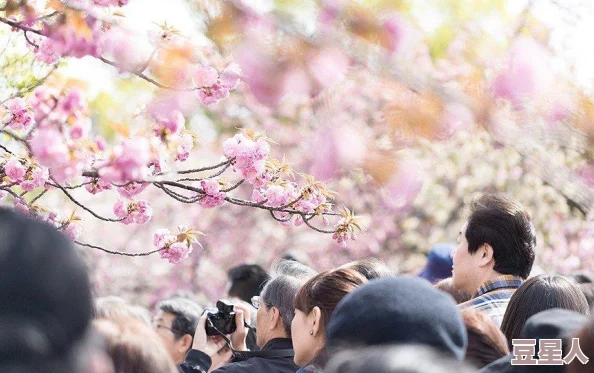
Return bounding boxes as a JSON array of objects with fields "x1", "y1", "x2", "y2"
[{"x1": 205, "y1": 300, "x2": 236, "y2": 336}]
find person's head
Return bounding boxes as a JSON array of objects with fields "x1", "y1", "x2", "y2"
[
  {"x1": 419, "y1": 243, "x2": 455, "y2": 283},
  {"x1": 484, "y1": 309, "x2": 588, "y2": 373},
  {"x1": 434, "y1": 278, "x2": 472, "y2": 304},
  {"x1": 254, "y1": 260, "x2": 316, "y2": 348},
  {"x1": 568, "y1": 271, "x2": 594, "y2": 284},
  {"x1": 451, "y1": 194, "x2": 536, "y2": 295},
  {"x1": 339, "y1": 257, "x2": 393, "y2": 280},
  {"x1": 94, "y1": 316, "x2": 177, "y2": 373},
  {"x1": 292, "y1": 268, "x2": 367, "y2": 367},
  {"x1": 326, "y1": 276, "x2": 467, "y2": 361},
  {"x1": 227, "y1": 264, "x2": 270, "y2": 303},
  {"x1": 461, "y1": 309, "x2": 509, "y2": 369},
  {"x1": 565, "y1": 313, "x2": 594, "y2": 373},
  {"x1": 0, "y1": 208, "x2": 93, "y2": 373},
  {"x1": 94, "y1": 296, "x2": 151, "y2": 325},
  {"x1": 153, "y1": 297, "x2": 203, "y2": 365},
  {"x1": 568, "y1": 272, "x2": 594, "y2": 309},
  {"x1": 500, "y1": 274, "x2": 589, "y2": 349},
  {"x1": 324, "y1": 345, "x2": 477, "y2": 373}
]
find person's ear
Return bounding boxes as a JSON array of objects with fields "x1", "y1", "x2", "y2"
[
  {"x1": 478, "y1": 244, "x2": 494, "y2": 267},
  {"x1": 310, "y1": 307, "x2": 322, "y2": 336},
  {"x1": 178, "y1": 334, "x2": 193, "y2": 352},
  {"x1": 270, "y1": 307, "x2": 281, "y2": 331}
]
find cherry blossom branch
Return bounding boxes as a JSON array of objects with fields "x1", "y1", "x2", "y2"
[
  {"x1": 175, "y1": 161, "x2": 232, "y2": 182},
  {"x1": 0, "y1": 16, "x2": 43, "y2": 35},
  {"x1": 75, "y1": 240, "x2": 167, "y2": 256},
  {"x1": 29, "y1": 189, "x2": 47, "y2": 205},
  {"x1": 300, "y1": 213, "x2": 336, "y2": 234},
  {"x1": 51, "y1": 179, "x2": 128, "y2": 222}
]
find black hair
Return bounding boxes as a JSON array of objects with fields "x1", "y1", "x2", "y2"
[
  {"x1": 227, "y1": 264, "x2": 270, "y2": 303},
  {"x1": 157, "y1": 297, "x2": 202, "y2": 341},
  {"x1": 465, "y1": 194, "x2": 536, "y2": 278},
  {"x1": 340, "y1": 257, "x2": 393, "y2": 280},
  {"x1": 500, "y1": 274, "x2": 590, "y2": 349}
]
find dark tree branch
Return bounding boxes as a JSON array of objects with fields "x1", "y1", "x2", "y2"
[{"x1": 75, "y1": 240, "x2": 167, "y2": 257}]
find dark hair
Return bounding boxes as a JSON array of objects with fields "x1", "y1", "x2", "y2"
[
  {"x1": 569, "y1": 271, "x2": 594, "y2": 284},
  {"x1": 566, "y1": 314, "x2": 594, "y2": 373},
  {"x1": 227, "y1": 264, "x2": 271, "y2": 303},
  {"x1": 294, "y1": 268, "x2": 367, "y2": 333},
  {"x1": 435, "y1": 278, "x2": 471, "y2": 304},
  {"x1": 0, "y1": 208, "x2": 93, "y2": 373},
  {"x1": 500, "y1": 274, "x2": 590, "y2": 349},
  {"x1": 340, "y1": 257, "x2": 393, "y2": 280},
  {"x1": 157, "y1": 297, "x2": 203, "y2": 341},
  {"x1": 324, "y1": 345, "x2": 476, "y2": 373},
  {"x1": 577, "y1": 283, "x2": 594, "y2": 309},
  {"x1": 465, "y1": 194, "x2": 536, "y2": 278},
  {"x1": 461, "y1": 309, "x2": 509, "y2": 369},
  {"x1": 95, "y1": 316, "x2": 177, "y2": 373}
]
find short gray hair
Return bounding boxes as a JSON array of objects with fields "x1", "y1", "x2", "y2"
[{"x1": 261, "y1": 260, "x2": 316, "y2": 336}]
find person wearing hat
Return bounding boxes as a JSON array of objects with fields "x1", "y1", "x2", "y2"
[
  {"x1": 0, "y1": 208, "x2": 99, "y2": 373},
  {"x1": 325, "y1": 276, "x2": 468, "y2": 361},
  {"x1": 418, "y1": 243, "x2": 455, "y2": 283},
  {"x1": 480, "y1": 309, "x2": 588, "y2": 373}
]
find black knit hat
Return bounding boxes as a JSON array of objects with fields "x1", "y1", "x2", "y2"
[
  {"x1": 326, "y1": 276, "x2": 467, "y2": 360},
  {"x1": 0, "y1": 208, "x2": 93, "y2": 367}
]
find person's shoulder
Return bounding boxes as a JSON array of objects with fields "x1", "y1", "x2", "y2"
[{"x1": 213, "y1": 356, "x2": 297, "y2": 373}]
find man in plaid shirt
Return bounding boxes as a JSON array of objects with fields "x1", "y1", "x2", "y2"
[{"x1": 452, "y1": 194, "x2": 536, "y2": 327}]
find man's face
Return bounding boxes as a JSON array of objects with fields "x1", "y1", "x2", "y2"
[
  {"x1": 255, "y1": 297, "x2": 273, "y2": 348},
  {"x1": 451, "y1": 222, "x2": 481, "y2": 295},
  {"x1": 152, "y1": 310, "x2": 186, "y2": 365}
]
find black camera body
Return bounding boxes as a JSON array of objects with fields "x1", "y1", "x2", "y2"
[{"x1": 205, "y1": 300, "x2": 236, "y2": 336}]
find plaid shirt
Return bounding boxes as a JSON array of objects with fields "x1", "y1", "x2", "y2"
[{"x1": 458, "y1": 275, "x2": 523, "y2": 327}]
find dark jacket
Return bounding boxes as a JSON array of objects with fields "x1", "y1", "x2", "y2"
[{"x1": 179, "y1": 338, "x2": 297, "y2": 373}]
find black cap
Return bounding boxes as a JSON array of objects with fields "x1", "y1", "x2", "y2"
[
  {"x1": 326, "y1": 276, "x2": 467, "y2": 360},
  {"x1": 0, "y1": 208, "x2": 93, "y2": 365}
]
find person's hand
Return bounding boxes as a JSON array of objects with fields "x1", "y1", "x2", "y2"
[
  {"x1": 209, "y1": 345, "x2": 233, "y2": 372},
  {"x1": 193, "y1": 315, "x2": 227, "y2": 357},
  {"x1": 230, "y1": 303, "x2": 250, "y2": 351}
]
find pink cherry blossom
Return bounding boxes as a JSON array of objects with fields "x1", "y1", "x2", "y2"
[
  {"x1": 4, "y1": 157, "x2": 26, "y2": 182},
  {"x1": 98, "y1": 138, "x2": 151, "y2": 183},
  {"x1": 30, "y1": 128, "x2": 69, "y2": 167},
  {"x1": 159, "y1": 242, "x2": 192, "y2": 264},
  {"x1": 251, "y1": 189, "x2": 266, "y2": 203},
  {"x1": 197, "y1": 84, "x2": 230, "y2": 105},
  {"x1": 69, "y1": 116, "x2": 92, "y2": 139},
  {"x1": 175, "y1": 133, "x2": 194, "y2": 162},
  {"x1": 33, "y1": 37, "x2": 61, "y2": 64},
  {"x1": 93, "y1": 0, "x2": 129, "y2": 7},
  {"x1": 382, "y1": 15, "x2": 407, "y2": 54},
  {"x1": 193, "y1": 65, "x2": 218, "y2": 87},
  {"x1": 20, "y1": 166, "x2": 50, "y2": 191},
  {"x1": 85, "y1": 177, "x2": 113, "y2": 194},
  {"x1": 117, "y1": 182, "x2": 149, "y2": 198},
  {"x1": 308, "y1": 48, "x2": 348, "y2": 89},
  {"x1": 219, "y1": 63, "x2": 242, "y2": 89},
  {"x1": 59, "y1": 88, "x2": 87, "y2": 114},
  {"x1": 113, "y1": 199, "x2": 153, "y2": 224},
  {"x1": 200, "y1": 179, "x2": 221, "y2": 195},
  {"x1": 14, "y1": 200, "x2": 30, "y2": 215},
  {"x1": 155, "y1": 110, "x2": 185, "y2": 136},
  {"x1": 265, "y1": 184, "x2": 295, "y2": 207},
  {"x1": 153, "y1": 228, "x2": 174, "y2": 248},
  {"x1": 492, "y1": 37, "x2": 551, "y2": 107},
  {"x1": 5, "y1": 98, "x2": 33, "y2": 130},
  {"x1": 63, "y1": 222, "x2": 82, "y2": 241}
]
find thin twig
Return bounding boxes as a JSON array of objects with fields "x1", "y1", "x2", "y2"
[
  {"x1": 0, "y1": 16, "x2": 44, "y2": 35},
  {"x1": 75, "y1": 240, "x2": 167, "y2": 257},
  {"x1": 52, "y1": 179, "x2": 127, "y2": 222}
]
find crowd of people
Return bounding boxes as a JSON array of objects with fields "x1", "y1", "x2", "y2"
[{"x1": 1, "y1": 193, "x2": 594, "y2": 373}]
